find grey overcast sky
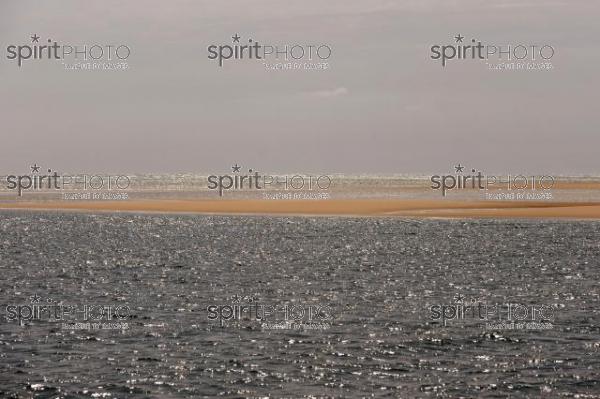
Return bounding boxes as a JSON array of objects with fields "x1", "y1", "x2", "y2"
[{"x1": 0, "y1": 0, "x2": 598, "y2": 175}]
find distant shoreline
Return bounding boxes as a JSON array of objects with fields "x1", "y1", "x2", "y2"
[{"x1": 2, "y1": 199, "x2": 600, "y2": 219}]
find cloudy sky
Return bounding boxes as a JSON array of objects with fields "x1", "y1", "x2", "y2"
[{"x1": 0, "y1": 0, "x2": 598, "y2": 175}]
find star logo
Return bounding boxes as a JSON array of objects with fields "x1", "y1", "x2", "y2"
[
  {"x1": 31, "y1": 164, "x2": 40, "y2": 173},
  {"x1": 454, "y1": 34, "x2": 464, "y2": 43},
  {"x1": 231, "y1": 294, "x2": 241, "y2": 303},
  {"x1": 232, "y1": 34, "x2": 241, "y2": 43},
  {"x1": 453, "y1": 293, "x2": 465, "y2": 303},
  {"x1": 30, "y1": 294, "x2": 41, "y2": 303},
  {"x1": 454, "y1": 164, "x2": 464, "y2": 173},
  {"x1": 232, "y1": 164, "x2": 241, "y2": 173},
  {"x1": 31, "y1": 34, "x2": 40, "y2": 43}
]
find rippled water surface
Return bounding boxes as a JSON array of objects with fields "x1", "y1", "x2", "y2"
[{"x1": 0, "y1": 212, "x2": 599, "y2": 398}]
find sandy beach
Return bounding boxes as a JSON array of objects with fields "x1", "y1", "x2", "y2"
[{"x1": 2, "y1": 199, "x2": 600, "y2": 218}]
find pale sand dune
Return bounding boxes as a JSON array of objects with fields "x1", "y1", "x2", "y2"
[{"x1": 2, "y1": 200, "x2": 600, "y2": 218}]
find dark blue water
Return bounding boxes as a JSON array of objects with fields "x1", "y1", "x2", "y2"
[{"x1": 0, "y1": 212, "x2": 599, "y2": 398}]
